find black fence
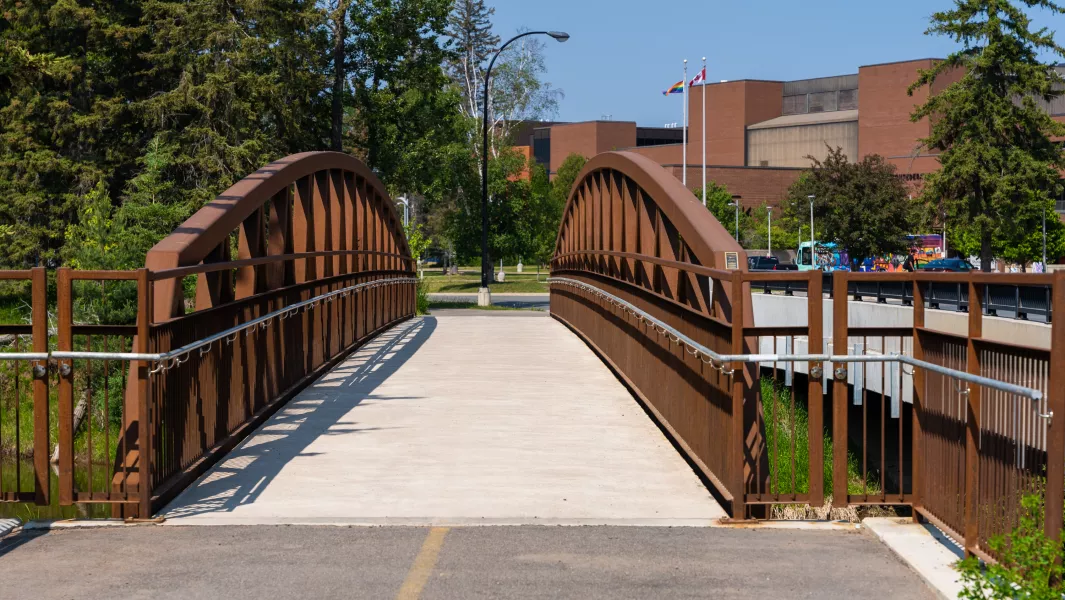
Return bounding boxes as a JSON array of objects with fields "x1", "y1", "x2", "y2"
[{"x1": 757, "y1": 273, "x2": 1052, "y2": 322}]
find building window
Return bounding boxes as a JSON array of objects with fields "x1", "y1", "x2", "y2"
[
  {"x1": 839, "y1": 89, "x2": 859, "y2": 111},
  {"x1": 532, "y1": 130, "x2": 551, "y2": 168},
  {"x1": 808, "y1": 91, "x2": 838, "y2": 113},
  {"x1": 783, "y1": 95, "x2": 808, "y2": 116}
]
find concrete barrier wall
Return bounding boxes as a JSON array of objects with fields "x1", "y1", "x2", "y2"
[{"x1": 750, "y1": 295, "x2": 1051, "y2": 413}]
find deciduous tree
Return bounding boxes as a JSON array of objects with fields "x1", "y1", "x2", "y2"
[{"x1": 780, "y1": 147, "x2": 915, "y2": 265}]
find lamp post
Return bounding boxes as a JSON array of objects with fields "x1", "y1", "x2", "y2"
[
  {"x1": 396, "y1": 196, "x2": 409, "y2": 229},
  {"x1": 480, "y1": 30, "x2": 569, "y2": 306},
  {"x1": 728, "y1": 194, "x2": 742, "y2": 243},
  {"x1": 766, "y1": 206, "x2": 773, "y2": 257},
  {"x1": 1043, "y1": 206, "x2": 1047, "y2": 270},
  {"x1": 807, "y1": 194, "x2": 816, "y2": 248}
]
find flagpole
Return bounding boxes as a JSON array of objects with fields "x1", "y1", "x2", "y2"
[
  {"x1": 682, "y1": 59, "x2": 688, "y2": 189},
  {"x1": 701, "y1": 57, "x2": 707, "y2": 206}
]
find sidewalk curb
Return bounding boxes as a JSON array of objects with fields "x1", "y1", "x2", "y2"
[{"x1": 863, "y1": 517, "x2": 963, "y2": 599}]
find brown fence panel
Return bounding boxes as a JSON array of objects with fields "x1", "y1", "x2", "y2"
[
  {"x1": 741, "y1": 270, "x2": 824, "y2": 510},
  {"x1": 54, "y1": 269, "x2": 142, "y2": 510},
  {"x1": 0, "y1": 268, "x2": 49, "y2": 504}
]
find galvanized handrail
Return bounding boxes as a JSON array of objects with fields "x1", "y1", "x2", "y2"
[
  {"x1": 548, "y1": 276, "x2": 1044, "y2": 402},
  {"x1": 10, "y1": 277, "x2": 418, "y2": 369},
  {"x1": 0, "y1": 352, "x2": 49, "y2": 361}
]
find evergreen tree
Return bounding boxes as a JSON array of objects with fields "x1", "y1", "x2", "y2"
[
  {"x1": 134, "y1": 0, "x2": 328, "y2": 214},
  {"x1": 0, "y1": 0, "x2": 147, "y2": 268},
  {"x1": 909, "y1": 0, "x2": 1065, "y2": 271}
]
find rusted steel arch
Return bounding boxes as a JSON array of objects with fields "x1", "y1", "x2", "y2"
[
  {"x1": 549, "y1": 151, "x2": 766, "y2": 518},
  {"x1": 146, "y1": 151, "x2": 412, "y2": 322},
  {"x1": 553, "y1": 151, "x2": 744, "y2": 273}
]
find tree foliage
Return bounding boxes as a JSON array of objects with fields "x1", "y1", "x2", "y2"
[
  {"x1": 780, "y1": 147, "x2": 915, "y2": 264},
  {"x1": 909, "y1": 0, "x2": 1065, "y2": 271}
]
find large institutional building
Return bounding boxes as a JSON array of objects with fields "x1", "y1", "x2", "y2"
[{"x1": 515, "y1": 58, "x2": 1065, "y2": 213}]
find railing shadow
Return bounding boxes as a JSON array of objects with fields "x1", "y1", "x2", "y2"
[{"x1": 161, "y1": 316, "x2": 436, "y2": 519}]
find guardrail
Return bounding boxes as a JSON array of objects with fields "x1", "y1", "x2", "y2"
[{"x1": 753, "y1": 271, "x2": 1054, "y2": 321}]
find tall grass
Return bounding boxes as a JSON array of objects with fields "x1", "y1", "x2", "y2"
[{"x1": 760, "y1": 377, "x2": 880, "y2": 498}]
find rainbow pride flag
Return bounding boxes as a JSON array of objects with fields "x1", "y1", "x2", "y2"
[{"x1": 662, "y1": 80, "x2": 684, "y2": 96}]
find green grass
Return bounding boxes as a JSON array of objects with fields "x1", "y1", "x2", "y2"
[
  {"x1": 422, "y1": 275, "x2": 549, "y2": 294},
  {"x1": 760, "y1": 378, "x2": 880, "y2": 498},
  {"x1": 427, "y1": 301, "x2": 541, "y2": 312},
  {"x1": 0, "y1": 296, "x2": 28, "y2": 325}
]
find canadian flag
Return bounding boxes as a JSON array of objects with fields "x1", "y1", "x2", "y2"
[{"x1": 689, "y1": 67, "x2": 706, "y2": 87}]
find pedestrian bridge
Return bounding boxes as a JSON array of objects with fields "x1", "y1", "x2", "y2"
[
  {"x1": 1, "y1": 151, "x2": 1062, "y2": 563},
  {"x1": 163, "y1": 313, "x2": 724, "y2": 525}
]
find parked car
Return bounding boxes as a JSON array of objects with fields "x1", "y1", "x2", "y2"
[
  {"x1": 747, "y1": 256, "x2": 797, "y2": 271},
  {"x1": 921, "y1": 258, "x2": 974, "y2": 272},
  {"x1": 748, "y1": 256, "x2": 778, "y2": 271}
]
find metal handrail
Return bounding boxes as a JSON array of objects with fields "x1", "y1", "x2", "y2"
[
  {"x1": 11, "y1": 277, "x2": 418, "y2": 369},
  {"x1": 0, "y1": 352, "x2": 49, "y2": 361},
  {"x1": 548, "y1": 276, "x2": 1044, "y2": 402}
]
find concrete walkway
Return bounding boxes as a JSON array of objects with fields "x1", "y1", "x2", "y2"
[{"x1": 162, "y1": 315, "x2": 725, "y2": 525}]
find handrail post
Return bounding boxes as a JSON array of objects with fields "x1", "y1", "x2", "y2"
[
  {"x1": 1045, "y1": 271, "x2": 1065, "y2": 542},
  {"x1": 911, "y1": 276, "x2": 925, "y2": 521},
  {"x1": 964, "y1": 278, "x2": 984, "y2": 557},
  {"x1": 57, "y1": 267, "x2": 74, "y2": 505},
  {"x1": 807, "y1": 269, "x2": 824, "y2": 507},
  {"x1": 135, "y1": 268, "x2": 153, "y2": 518},
  {"x1": 31, "y1": 267, "x2": 49, "y2": 505},
  {"x1": 832, "y1": 271, "x2": 849, "y2": 508},
  {"x1": 730, "y1": 274, "x2": 746, "y2": 519}
]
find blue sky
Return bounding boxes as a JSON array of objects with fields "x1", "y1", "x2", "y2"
[{"x1": 490, "y1": 0, "x2": 1065, "y2": 126}]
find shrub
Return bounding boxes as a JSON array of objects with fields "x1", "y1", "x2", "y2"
[{"x1": 958, "y1": 493, "x2": 1065, "y2": 599}]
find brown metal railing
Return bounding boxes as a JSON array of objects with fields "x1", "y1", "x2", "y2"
[
  {"x1": 551, "y1": 267, "x2": 1063, "y2": 559},
  {"x1": 0, "y1": 268, "x2": 49, "y2": 505},
  {"x1": 47, "y1": 259, "x2": 415, "y2": 517}
]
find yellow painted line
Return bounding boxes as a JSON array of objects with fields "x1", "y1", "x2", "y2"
[{"x1": 396, "y1": 527, "x2": 449, "y2": 600}]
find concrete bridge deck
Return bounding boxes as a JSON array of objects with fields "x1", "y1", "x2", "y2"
[{"x1": 162, "y1": 314, "x2": 726, "y2": 526}]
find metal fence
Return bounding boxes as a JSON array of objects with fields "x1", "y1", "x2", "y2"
[
  {"x1": 0, "y1": 269, "x2": 48, "y2": 505},
  {"x1": 0, "y1": 260, "x2": 415, "y2": 518},
  {"x1": 549, "y1": 268, "x2": 1064, "y2": 561}
]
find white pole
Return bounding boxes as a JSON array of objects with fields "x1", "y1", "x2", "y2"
[
  {"x1": 701, "y1": 57, "x2": 707, "y2": 206},
  {"x1": 767, "y1": 207, "x2": 772, "y2": 256},
  {"x1": 808, "y1": 195, "x2": 815, "y2": 248},
  {"x1": 1043, "y1": 207, "x2": 1047, "y2": 268},
  {"x1": 682, "y1": 60, "x2": 688, "y2": 189}
]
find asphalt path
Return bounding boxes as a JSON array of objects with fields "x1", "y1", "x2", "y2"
[{"x1": 0, "y1": 525, "x2": 934, "y2": 599}]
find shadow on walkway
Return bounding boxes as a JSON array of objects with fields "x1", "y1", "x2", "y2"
[{"x1": 163, "y1": 317, "x2": 437, "y2": 519}]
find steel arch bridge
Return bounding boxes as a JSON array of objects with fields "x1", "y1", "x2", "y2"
[{"x1": 0, "y1": 150, "x2": 1060, "y2": 561}]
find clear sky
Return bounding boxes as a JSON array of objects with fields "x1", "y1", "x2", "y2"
[{"x1": 490, "y1": 0, "x2": 1065, "y2": 126}]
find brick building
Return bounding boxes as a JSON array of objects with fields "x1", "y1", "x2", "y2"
[{"x1": 520, "y1": 58, "x2": 1065, "y2": 213}]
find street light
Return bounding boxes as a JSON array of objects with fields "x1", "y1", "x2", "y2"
[
  {"x1": 1043, "y1": 206, "x2": 1048, "y2": 270},
  {"x1": 807, "y1": 194, "x2": 816, "y2": 249},
  {"x1": 480, "y1": 30, "x2": 569, "y2": 306},
  {"x1": 395, "y1": 196, "x2": 409, "y2": 229},
  {"x1": 766, "y1": 206, "x2": 773, "y2": 257},
  {"x1": 728, "y1": 195, "x2": 742, "y2": 242}
]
